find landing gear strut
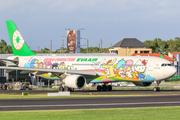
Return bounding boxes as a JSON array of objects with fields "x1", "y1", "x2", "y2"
[
  {"x1": 97, "y1": 84, "x2": 112, "y2": 91},
  {"x1": 59, "y1": 85, "x2": 74, "y2": 92},
  {"x1": 59, "y1": 86, "x2": 64, "y2": 91},
  {"x1": 154, "y1": 81, "x2": 161, "y2": 92}
]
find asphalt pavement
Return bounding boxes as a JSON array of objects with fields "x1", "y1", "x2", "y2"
[{"x1": 0, "y1": 95, "x2": 180, "y2": 111}]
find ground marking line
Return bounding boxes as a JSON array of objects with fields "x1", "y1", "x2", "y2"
[{"x1": 0, "y1": 101, "x2": 180, "y2": 108}]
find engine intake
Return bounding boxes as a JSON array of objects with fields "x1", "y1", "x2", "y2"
[{"x1": 63, "y1": 75, "x2": 86, "y2": 89}]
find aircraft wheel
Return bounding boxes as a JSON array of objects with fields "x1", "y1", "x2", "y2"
[
  {"x1": 153, "y1": 87, "x2": 157, "y2": 92},
  {"x1": 154, "y1": 87, "x2": 160, "y2": 92},
  {"x1": 59, "y1": 86, "x2": 64, "y2": 91},
  {"x1": 70, "y1": 88, "x2": 74, "y2": 92},
  {"x1": 64, "y1": 86, "x2": 69, "y2": 91},
  {"x1": 102, "y1": 85, "x2": 107, "y2": 91},
  {"x1": 97, "y1": 85, "x2": 102, "y2": 91},
  {"x1": 107, "y1": 85, "x2": 112, "y2": 91}
]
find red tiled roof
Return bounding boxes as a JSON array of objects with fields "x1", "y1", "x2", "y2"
[
  {"x1": 169, "y1": 52, "x2": 180, "y2": 55},
  {"x1": 131, "y1": 53, "x2": 174, "y2": 61}
]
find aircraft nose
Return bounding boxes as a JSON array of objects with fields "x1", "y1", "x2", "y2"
[{"x1": 169, "y1": 67, "x2": 177, "y2": 76}]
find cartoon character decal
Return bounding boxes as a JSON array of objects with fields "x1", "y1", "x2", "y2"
[
  {"x1": 92, "y1": 59, "x2": 105, "y2": 70},
  {"x1": 102, "y1": 59, "x2": 117, "y2": 78},
  {"x1": 124, "y1": 60, "x2": 133, "y2": 78},
  {"x1": 52, "y1": 63, "x2": 59, "y2": 69},
  {"x1": 23, "y1": 57, "x2": 156, "y2": 82},
  {"x1": 116, "y1": 59, "x2": 126, "y2": 78},
  {"x1": 24, "y1": 58, "x2": 43, "y2": 68},
  {"x1": 58, "y1": 62, "x2": 66, "y2": 69},
  {"x1": 134, "y1": 59, "x2": 147, "y2": 80}
]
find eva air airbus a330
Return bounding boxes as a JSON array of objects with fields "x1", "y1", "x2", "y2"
[{"x1": 0, "y1": 21, "x2": 176, "y2": 92}]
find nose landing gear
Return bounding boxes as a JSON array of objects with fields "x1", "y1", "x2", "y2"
[
  {"x1": 153, "y1": 87, "x2": 160, "y2": 92},
  {"x1": 154, "y1": 81, "x2": 161, "y2": 92}
]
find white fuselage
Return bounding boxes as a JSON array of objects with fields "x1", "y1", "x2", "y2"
[{"x1": 7, "y1": 55, "x2": 176, "y2": 83}]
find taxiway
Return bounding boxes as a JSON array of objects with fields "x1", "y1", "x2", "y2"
[{"x1": 0, "y1": 95, "x2": 180, "y2": 111}]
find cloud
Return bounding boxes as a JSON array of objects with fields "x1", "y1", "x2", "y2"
[
  {"x1": 139, "y1": 74, "x2": 156, "y2": 82},
  {"x1": 1, "y1": 0, "x2": 180, "y2": 21}
]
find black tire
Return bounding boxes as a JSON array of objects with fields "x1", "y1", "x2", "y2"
[
  {"x1": 107, "y1": 85, "x2": 112, "y2": 91},
  {"x1": 97, "y1": 85, "x2": 102, "y2": 91},
  {"x1": 153, "y1": 87, "x2": 160, "y2": 92},
  {"x1": 59, "y1": 86, "x2": 64, "y2": 91},
  {"x1": 64, "y1": 86, "x2": 69, "y2": 91},
  {"x1": 70, "y1": 88, "x2": 74, "y2": 92},
  {"x1": 153, "y1": 87, "x2": 157, "y2": 92},
  {"x1": 102, "y1": 85, "x2": 107, "y2": 91}
]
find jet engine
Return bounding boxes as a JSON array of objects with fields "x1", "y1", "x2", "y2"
[
  {"x1": 63, "y1": 75, "x2": 86, "y2": 89},
  {"x1": 133, "y1": 82, "x2": 152, "y2": 87}
]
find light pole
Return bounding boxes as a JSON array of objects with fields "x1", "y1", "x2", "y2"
[
  {"x1": 50, "y1": 40, "x2": 52, "y2": 54},
  {"x1": 61, "y1": 36, "x2": 66, "y2": 54},
  {"x1": 76, "y1": 28, "x2": 85, "y2": 53}
]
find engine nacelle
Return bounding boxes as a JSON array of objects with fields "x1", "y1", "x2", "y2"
[
  {"x1": 63, "y1": 75, "x2": 86, "y2": 89},
  {"x1": 133, "y1": 82, "x2": 152, "y2": 87}
]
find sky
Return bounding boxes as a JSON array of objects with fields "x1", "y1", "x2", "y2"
[{"x1": 0, "y1": 0, "x2": 180, "y2": 51}]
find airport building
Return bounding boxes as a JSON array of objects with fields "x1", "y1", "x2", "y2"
[{"x1": 109, "y1": 38, "x2": 152, "y2": 56}]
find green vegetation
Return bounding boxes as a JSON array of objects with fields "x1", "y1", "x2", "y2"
[
  {"x1": 32, "y1": 47, "x2": 111, "y2": 54},
  {"x1": 0, "y1": 39, "x2": 13, "y2": 54},
  {"x1": 3, "y1": 37, "x2": 180, "y2": 54},
  {"x1": 144, "y1": 37, "x2": 180, "y2": 54},
  {"x1": 167, "y1": 76, "x2": 180, "y2": 81},
  {"x1": 0, "y1": 106, "x2": 180, "y2": 120}
]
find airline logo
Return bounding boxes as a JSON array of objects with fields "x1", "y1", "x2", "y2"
[{"x1": 13, "y1": 30, "x2": 24, "y2": 50}]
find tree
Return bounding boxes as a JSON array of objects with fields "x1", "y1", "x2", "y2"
[
  {"x1": 0, "y1": 39, "x2": 13, "y2": 54},
  {"x1": 144, "y1": 37, "x2": 180, "y2": 54}
]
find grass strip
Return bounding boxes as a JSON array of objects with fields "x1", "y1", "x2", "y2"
[
  {"x1": 0, "y1": 106, "x2": 180, "y2": 120},
  {"x1": 1, "y1": 92, "x2": 179, "y2": 99}
]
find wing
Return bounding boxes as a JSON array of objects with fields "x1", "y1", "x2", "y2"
[{"x1": 0, "y1": 66, "x2": 104, "y2": 77}]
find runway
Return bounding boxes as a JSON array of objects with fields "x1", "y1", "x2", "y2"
[{"x1": 0, "y1": 95, "x2": 180, "y2": 111}]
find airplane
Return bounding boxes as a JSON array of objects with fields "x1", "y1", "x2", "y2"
[{"x1": 0, "y1": 21, "x2": 176, "y2": 92}]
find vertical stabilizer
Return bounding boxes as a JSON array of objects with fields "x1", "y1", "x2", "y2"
[{"x1": 6, "y1": 21, "x2": 36, "y2": 56}]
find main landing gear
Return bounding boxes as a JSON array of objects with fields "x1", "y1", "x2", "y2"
[
  {"x1": 153, "y1": 81, "x2": 161, "y2": 92},
  {"x1": 97, "y1": 84, "x2": 112, "y2": 91},
  {"x1": 59, "y1": 86, "x2": 74, "y2": 92}
]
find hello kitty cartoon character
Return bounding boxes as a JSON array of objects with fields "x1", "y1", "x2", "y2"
[{"x1": 134, "y1": 59, "x2": 148, "y2": 80}]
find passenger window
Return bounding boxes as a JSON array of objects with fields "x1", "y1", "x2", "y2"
[{"x1": 161, "y1": 64, "x2": 164, "y2": 66}]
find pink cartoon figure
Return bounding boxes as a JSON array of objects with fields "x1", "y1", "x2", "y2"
[
  {"x1": 124, "y1": 60, "x2": 133, "y2": 78},
  {"x1": 44, "y1": 61, "x2": 52, "y2": 69}
]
